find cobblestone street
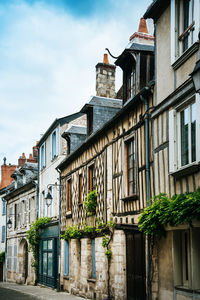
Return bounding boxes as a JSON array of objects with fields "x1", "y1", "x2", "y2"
[{"x1": 0, "y1": 282, "x2": 83, "y2": 300}]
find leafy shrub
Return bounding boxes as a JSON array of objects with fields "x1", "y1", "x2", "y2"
[{"x1": 84, "y1": 190, "x2": 98, "y2": 216}]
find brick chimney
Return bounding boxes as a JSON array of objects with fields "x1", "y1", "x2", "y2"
[
  {"x1": 129, "y1": 18, "x2": 154, "y2": 45},
  {"x1": 32, "y1": 143, "x2": 38, "y2": 159},
  {"x1": 0, "y1": 157, "x2": 17, "y2": 189},
  {"x1": 18, "y1": 153, "x2": 26, "y2": 167},
  {"x1": 95, "y1": 53, "x2": 116, "y2": 98}
]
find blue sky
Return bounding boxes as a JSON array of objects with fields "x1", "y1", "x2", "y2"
[{"x1": 0, "y1": 0, "x2": 152, "y2": 172}]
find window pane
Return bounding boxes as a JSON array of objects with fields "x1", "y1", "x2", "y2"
[
  {"x1": 43, "y1": 240, "x2": 47, "y2": 250},
  {"x1": 191, "y1": 103, "x2": 196, "y2": 162},
  {"x1": 43, "y1": 252, "x2": 47, "y2": 275},
  {"x1": 129, "y1": 183, "x2": 134, "y2": 195},
  {"x1": 47, "y1": 253, "x2": 53, "y2": 276},
  {"x1": 181, "y1": 108, "x2": 189, "y2": 166},
  {"x1": 52, "y1": 131, "x2": 56, "y2": 158},
  {"x1": 48, "y1": 240, "x2": 52, "y2": 250}
]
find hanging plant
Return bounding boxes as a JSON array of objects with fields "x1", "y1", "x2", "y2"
[
  {"x1": 60, "y1": 225, "x2": 82, "y2": 240},
  {"x1": 84, "y1": 190, "x2": 98, "y2": 216}
]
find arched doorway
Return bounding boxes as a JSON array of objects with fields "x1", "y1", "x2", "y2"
[{"x1": 19, "y1": 239, "x2": 28, "y2": 284}]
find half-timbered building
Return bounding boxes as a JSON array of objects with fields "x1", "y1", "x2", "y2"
[
  {"x1": 57, "y1": 19, "x2": 154, "y2": 300},
  {"x1": 144, "y1": 1, "x2": 200, "y2": 299}
]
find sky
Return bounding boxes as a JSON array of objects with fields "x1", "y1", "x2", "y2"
[{"x1": 0, "y1": 0, "x2": 152, "y2": 172}]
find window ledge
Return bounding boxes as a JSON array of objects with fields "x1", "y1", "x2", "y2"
[
  {"x1": 172, "y1": 42, "x2": 199, "y2": 70},
  {"x1": 175, "y1": 286, "x2": 200, "y2": 295},
  {"x1": 63, "y1": 275, "x2": 69, "y2": 280},
  {"x1": 121, "y1": 194, "x2": 138, "y2": 201},
  {"x1": 66, "y1": 211, "x2": 72, "y2": 219},
  {"x1": 170, "y1": 162, "x2": 200, "y2": 178},
  {"x1": 87, "y1": 278, "x2": 96, "y2": 283},
  {"x1": 51, "y1": 155, "x2": 58, "y2": 162}
]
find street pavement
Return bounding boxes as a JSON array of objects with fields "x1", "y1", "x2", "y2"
[{"x1": 0, "y1": 282, "x2": 83, "y2": 300}]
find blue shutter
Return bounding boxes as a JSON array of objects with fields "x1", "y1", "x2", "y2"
[
  {"x1": 1, "y1": 226, "x2": 5, "y2": 243},
  {"x1": 92, "y1": 239, "x2": 96, "y2": 278},
  {"x1": 64, "y1": 240, "x2": 69, "y2": 276},
  {"x1": 2, "y1": 200, "x2": 6, "y2": 215}
]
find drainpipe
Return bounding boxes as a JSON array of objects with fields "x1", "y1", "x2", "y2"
[
  {"x1": 3, "y1": 197, "x2": 7, "y2": 282},
  {"x1": 57, "y1": 168, "x2": 61, "y2": 292},
  {"x1": 140, "y1": 94, "x2": 150, "y2": 299}
]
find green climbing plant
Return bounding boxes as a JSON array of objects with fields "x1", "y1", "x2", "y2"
[
  {"x1": 27, "y1": 217, "x2": 51, "y2": 271},
  {"x1": 138, "y1": 189, "x2": 200, "y2": 237},
  {"x1": 84, "y1": 190, "x2": 98, "y2": 216}
]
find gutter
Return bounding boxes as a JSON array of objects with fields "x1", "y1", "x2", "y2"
[{"x1": 140, "y1": 94, "x2": 151, "y2": 299}]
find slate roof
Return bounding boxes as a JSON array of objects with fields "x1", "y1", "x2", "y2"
[
  {"x1": 128, "y1": 43, "x2": 154, "y2": 52},
  {"x1": 81, "y1": 96, "x2": 122, "y2": 113},
  {"x1": 65, "y1": 125, "x2": 87, "y2": 135}
]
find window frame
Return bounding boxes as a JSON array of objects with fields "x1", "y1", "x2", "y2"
[
  {"x1": 79, "y1": 174, "x2": 83, "y2": 204},
  {"x1": 51, "y1": 128, "x2": 58, "y2": 160},
  {"x1": 1, "y1": 225, "x2": 5, "y2": 243},
  {"x1": 67, "y1": 178, "x2": 72, "y2": 212},
  {"x1": 88, "y1": 164, "x2": 95, "y2": 192},
  {"x1": 40, "y1": 142, "x2": 46, "y2": 170},
  {"x1": 169, "y1": 94, "x2": 200, "y2": 173},
  {"x1": 171, "y1": 0, "x2": 200, "y2": 64},
  {"x1": 125, "y1": 137, "x2": 137, "y2": 197}
]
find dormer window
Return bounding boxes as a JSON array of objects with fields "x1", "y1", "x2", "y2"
[
  {"x1": 126, "y1": 67, "x2": 136, "y2": 100},
  {"x1": 87, "y1": 107, "x2": 93, "y2": 136},
  {"x1": 51, "y1": 129, "x2": 57, "y2": 160}
]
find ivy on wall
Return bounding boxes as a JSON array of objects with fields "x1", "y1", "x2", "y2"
[
  {"x1": 138, "y1": 189, "x2": 200, "y2": 236},
  {"x1": 27, "y1": 217, "x2": 51, "y2": 273}
]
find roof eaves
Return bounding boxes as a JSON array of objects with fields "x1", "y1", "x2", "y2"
[{"x1": 143, "y1": 0, "x2": 170, "y2": 21}]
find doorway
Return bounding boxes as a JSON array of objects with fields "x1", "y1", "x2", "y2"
[{"x1": 126, "y1": 231, "x2": 146, "y2": 300}]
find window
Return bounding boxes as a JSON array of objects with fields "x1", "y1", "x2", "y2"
[
  {"x1": 64, "y1": 240, "x2": 69, "y2": 276},
  {"x1": 13, "y1": 244, "x2": 17, "y2": 271},
  {"x1": 126, "y1": 139, "x2": 136, "y2": 195},
  {"x1": 1, "y1": 226, "x2": 5, "y2": 243},
  {"x1": 7, "y1": 245, "x2": 12, "y2": 270},
  {"x1": 51, "y1": 129, "x2": 57, "y2": 159},
  {"x1": 171, "y1": 0, "x2": 199, "y2": 62},
  {"x1": 67, "y1": 179, "x2": 72, "y2": 211},
  {"x1": 88, "y1": 165, "x2": 95, "y2": 192},
  {"x1": 173, "y1": 228, "x2": 200, "y2": 289},
  {"x1": 79, "y1": 174, "x2": 83, "y2": 204},
  {"x1": 126, "y1": 68, "x2": 136, "y2": 100},
  {"x1": 2, "y1": 200, "x2": 6, "y2": 215},
  {"x1": 91, "y1": 239, "x2": 96, "y2": 279},
  {"x1": 40, "y1": 142, "x2": 46, "y2": 170},
  {"x1": 169, "y1": 96, "x2": 200, "y2": 172}
]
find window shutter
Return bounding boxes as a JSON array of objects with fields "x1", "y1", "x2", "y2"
[
  {"x1": 1, "y1": 226, "x2": 5, "y2": 243},
  {"x1": 64, "y1": 240, "x2": 69, "y2": 276},
  {"x1": 92, "y1": 239, "x2": 96, "y2": 278},
  {"x1": 169, "y1": 109, "x2": 176, "y2": 173}
]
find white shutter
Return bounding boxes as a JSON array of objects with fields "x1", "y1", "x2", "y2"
[{"x1": 169, "y1": 109, "x2": 176, "y2": 173}]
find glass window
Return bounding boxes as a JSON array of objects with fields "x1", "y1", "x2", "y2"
[
  {"x1": 51, "y1": 130, "x2": 57, "y2": 159},
  {"x1": 126, "y1": 139, "x2": 136, "y2": 195},
  {"x1": 180, "y1": 102, "x2": 196, "y2": 167},
  {"x1": 43, "y1": 252, "x2": 47, "y2": 275},
  {"x1": 40, "y1": 142, "x2": 46, "y2": 169},
  {"x1": 43, "y1": 240, "x2": 47, "y2": 250},
  {"x1": 88, "y1": 165, "x2": 95, "y2": 192},
  {"x1": 79, "y1": 174, "x2": 83, "y2": 203},
  {"x1": 47, "y1": 253, "x2": 53, "y2": 276},
  {"x1": 67, "y1": 179, "x2": 72, "y2": 211}
]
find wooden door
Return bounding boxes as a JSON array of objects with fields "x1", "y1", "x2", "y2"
[
  {"x1": 0, "y1": 262, "x2": 3, "y2": 281},
  {"x1": 126, "y1": 231, "x2": 146, "y2": 300},
  {"x1": 24, "y1": 242, "x2": 28, "y2": 283}
]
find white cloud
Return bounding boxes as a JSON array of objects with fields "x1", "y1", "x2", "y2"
[{"x1": 0, "y1": 0, "x2": 151, "y2": 168}]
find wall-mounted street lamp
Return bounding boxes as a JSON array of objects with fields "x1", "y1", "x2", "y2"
[
  {"x1": 7, "y1": 218, "x2": 12, "y2": 229},
  {"x1": 45, "y1": 191, "x2": 53, "y2": 207},
  {"x1": 45, "y1": 184, "x2": 63, "y2": 207}
]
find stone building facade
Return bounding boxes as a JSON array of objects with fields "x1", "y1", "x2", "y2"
[
  {"x1": 57, "y1": 20, "x2": 154, "y2": 300},
  {"x1": 4, "y1": 160, "x2": 38, "y2": 285},
  {"x1": 144, "y1": 1, "x2": 200, "y2": 299}
]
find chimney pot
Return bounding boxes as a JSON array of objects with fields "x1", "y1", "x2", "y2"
[{"x1": 103, "y1": 53, "x2": 109, "y2": 64}]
